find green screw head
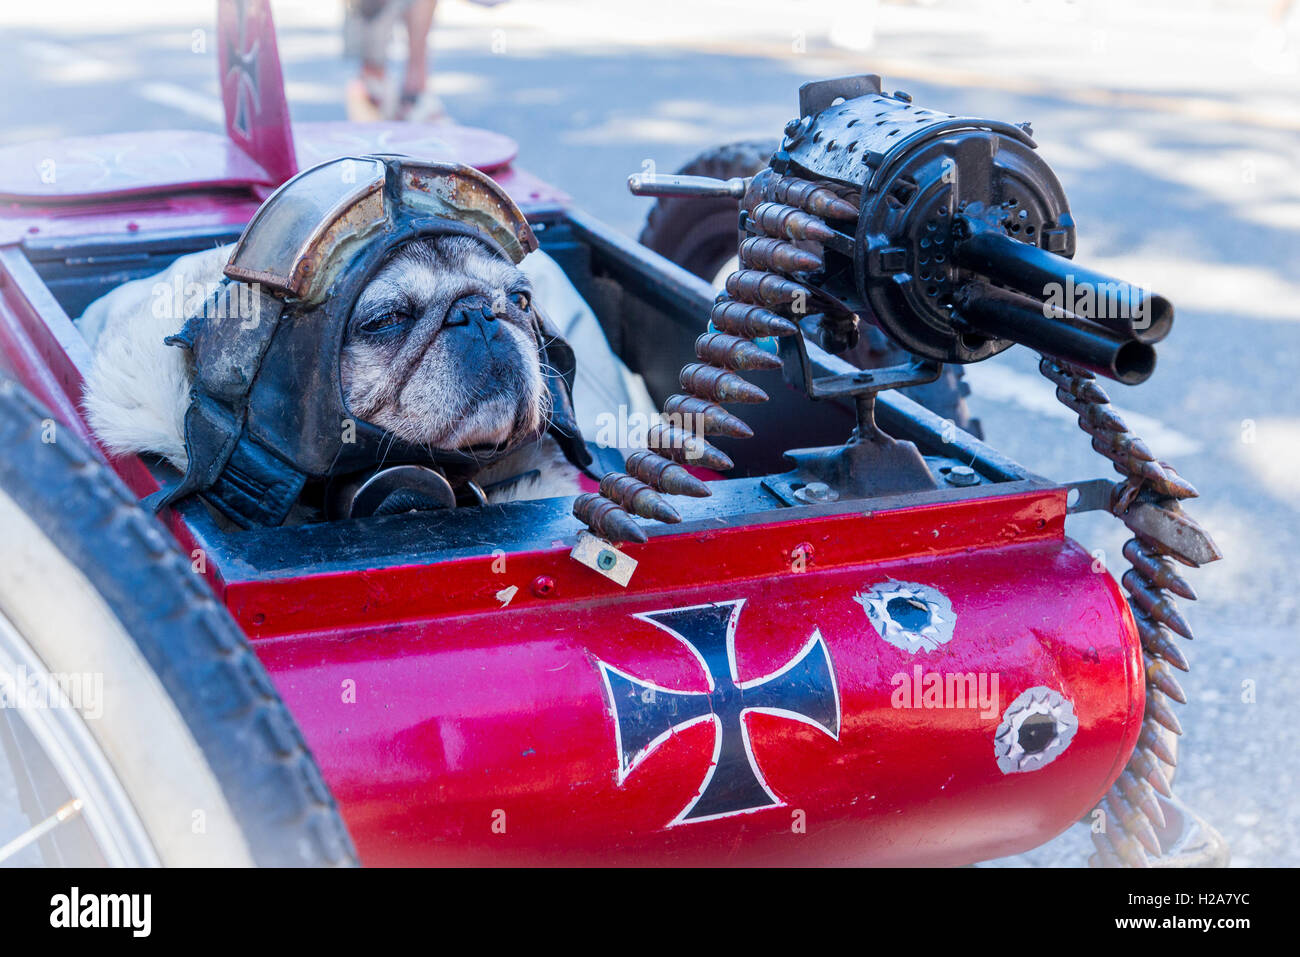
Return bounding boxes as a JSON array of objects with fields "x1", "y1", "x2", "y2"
[{"x1": 596, "y1": 549, "x2": 618, "y2": 571}]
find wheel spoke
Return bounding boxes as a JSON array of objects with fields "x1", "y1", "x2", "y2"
[{"x1": 0, "y1": 797, "x2": 84, "y2": 864}]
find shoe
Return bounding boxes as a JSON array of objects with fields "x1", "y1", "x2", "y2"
[
  {"x1": 345, "y1": 74, "x2": 390, "y2": 122},
  {"x1": 395, "y1": 87, "x2": 449, "y2": 124}
]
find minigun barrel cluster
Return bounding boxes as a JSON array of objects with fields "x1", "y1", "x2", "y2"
[
  {"x1": 776, "y1": 74, "x2": 1172, "y2": 383},
  {"x1": 578, "y1": 75, "x2": 1181, "y2": 542}
]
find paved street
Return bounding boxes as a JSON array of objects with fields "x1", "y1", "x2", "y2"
[{"x1": 1, "y1": 0, "x2": 1297, "y2": 865}]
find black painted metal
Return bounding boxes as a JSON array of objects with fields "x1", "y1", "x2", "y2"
[
  {"x1": 956, "y1": 282, "x2": 1156, "y2": 384},
  {"x1": 953, "y1": 220, "x2": 1173, "y2": 344},
  {"x1": 23, "y1": 224, "x2": 247, "y2": 318}
]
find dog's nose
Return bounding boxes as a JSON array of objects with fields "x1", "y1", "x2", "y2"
[{"x1": 445, "y1": 294, "x2": 498, "y2": 328}]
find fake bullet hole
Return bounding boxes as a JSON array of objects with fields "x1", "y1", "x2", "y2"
[
  {"x1": 531, "y1": 575, "x2": 556, "y2": 598},
  {"x1": 1018, "y1": 714, "x2": 1057, "y2": 754},
  {"x1": 252, "y1": 613, "x2": 265, "y2": 626},
  {"x1": 886, "y1": 596, "x2": 932, "y2": 632}
]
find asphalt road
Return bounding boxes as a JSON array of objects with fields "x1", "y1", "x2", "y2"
[{"x1": 0, "y1": 0, "x2": 1296, "y2": 866}]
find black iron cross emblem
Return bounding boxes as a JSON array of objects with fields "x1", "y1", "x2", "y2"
[
  {"x1": 598, "y1": 599, "x2": 839, "y2": 825},
  {"x1": 225, "y1": 0, "x2": 261, "y2": 140}
]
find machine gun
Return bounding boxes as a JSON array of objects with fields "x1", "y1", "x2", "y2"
[
  {"x1": 583, "y1": 73, "x2": 1179, "y2": 530},
  {"x1": 577, "y1": 75, "x2": 1222, "y2": 869}
]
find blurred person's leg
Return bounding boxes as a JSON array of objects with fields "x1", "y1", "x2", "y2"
[
  {"x1": 396, "y1": 0, "x2": 447, "y2": 123},
  {"x1": 344, "y1": 0, "x2": 416, "y2": 121}
]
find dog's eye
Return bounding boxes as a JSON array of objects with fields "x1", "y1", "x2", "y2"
[
  {"x1": 357, "y1": 312, "x2": 409, "y2": 336},
  {"x1": 510, "y1": 292, "x2": 530, "y2": 312}
]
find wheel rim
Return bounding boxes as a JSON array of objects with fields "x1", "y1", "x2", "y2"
[{"x1": 0, "y1": 607, "x2": 158, "y2": 867}]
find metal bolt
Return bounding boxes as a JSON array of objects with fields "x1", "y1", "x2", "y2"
[
  {"x1": 893, "y1": 90, "x2": 913, "y2": 103},
  {"x1": 794, "y1": 481, "x2": 839, "y2": 503},
  {"x1": 596, "y1": 549, "x2": 618, "y2": 571},
  {"x1": 945, "y1": 465, "x2": 980, "y2": 487}
]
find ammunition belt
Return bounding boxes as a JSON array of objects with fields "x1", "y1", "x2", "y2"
[{"x1": 1041, "y1": 358, "x2": 1220, "y2": 866}]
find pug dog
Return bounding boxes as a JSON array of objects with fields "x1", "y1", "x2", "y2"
[{"x1": 81, "y1": 236, "x2": 584, "y2": 512}]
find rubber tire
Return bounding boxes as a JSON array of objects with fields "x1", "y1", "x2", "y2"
[
  {"x1": 0, "y1": 377, "x2": 358, "y2": 867},
  {"x1": 637, "y1": 140, "x2": 982, "y2": 437},
  {"x1": 638, "y1": 139, "x2": 778, "y2": 284}
]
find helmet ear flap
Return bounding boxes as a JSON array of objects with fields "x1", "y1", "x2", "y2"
[
  {"x1": 531, "y1": 303, "x2": 575, "y2": 390},
  {"x1": 530, "y1": 302, "x2": 593, "y2": 474}
]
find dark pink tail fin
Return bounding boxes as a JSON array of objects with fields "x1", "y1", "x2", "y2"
[{"x1": 218, "y1": 0, "x2": 299, "y2": 184}]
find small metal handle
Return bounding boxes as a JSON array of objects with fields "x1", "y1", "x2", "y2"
[{"x1": 627, "y1": 172, "x2": 749, "y2": 199}]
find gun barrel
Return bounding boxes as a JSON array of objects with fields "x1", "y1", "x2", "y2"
[
  {"x1": 956, "y1": 283, "x2": 1156, "y2": 384},
  {"x1": 954, "y1": 221, "x2": 1173, "y2": 344}
]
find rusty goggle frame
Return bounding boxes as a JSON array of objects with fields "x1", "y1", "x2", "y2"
[{"x1": 224, "y1": 155, "x2": 536, "y2": 301}]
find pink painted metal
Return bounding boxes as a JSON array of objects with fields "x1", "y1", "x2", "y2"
[
  {"x1": 0, "y1": 191, "x2": 261, "y2": 247},
  {"x1": 218, "y1": 0, "x2": 298, "y2": 183},
  {"x1": 0, "y1": 125, "x2": 566, "y2": 246},
  {"x1": 0, "y1": 132, "x2": 274, "y2": 203},
  {"x1": 295, "y1": 122, "x2": 518, "y2": 174}
]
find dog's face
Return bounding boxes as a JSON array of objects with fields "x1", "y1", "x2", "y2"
[{"x1": 340, "y1": 235, "x2": 549, "y2": 451}]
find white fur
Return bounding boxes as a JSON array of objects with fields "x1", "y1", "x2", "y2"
[
  {"x1": 82, "y1": 244, "x2": 233, "y2": 471},
  {"x1": 476, "y1": 436, "x2": 586, "y2": 502}
]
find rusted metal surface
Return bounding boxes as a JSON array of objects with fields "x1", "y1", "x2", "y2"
[
  {"x1": 399, "y1": 160, "x2": 538, "y2": 263},
  {"x1": 747, "y1": 201, "x2": 838, "y2": 244},
  {"x1": 738, "y1": 235, "x2": 823, "y2": 274},
  {"x1": 746, "y1": 168, "x2": 858, "y2": 221},
  {"x1": 661, "y1": 394, "x2": 753, "y2": 440},
  {"x1": 678, "y1": 363, "x2": 768, "y2": 404},
  {"x1": 645, "y1": 424, "x2": 733, "y2": 472},
  {"x1": 223, "y1": 156, "x2": 387, "y2": 299},
  {"x1": 1124, "y1": 538, "x2": 1197, "y2": 600},
  {"x1": 225, "y1": 157, "x2": 538, "y2": 304},
  {"x1": 597, "y1": 473, "x2": 681, "y2": 524},
  {"x1": 709, "y1": 297, "x2": 798, "y2": 338},
  {"x1": 1119, "y1": 498, "x2": 1222, "y2": 566},
  {"x1": 572, "y1": 491, "x2": 646, "y2": 544},
  {"x1": 694, "y1": 331, "x2": 782, "y2": 371},
  {"x1": 623, "y1": 450, "x2": 710, "y2": 498}
]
